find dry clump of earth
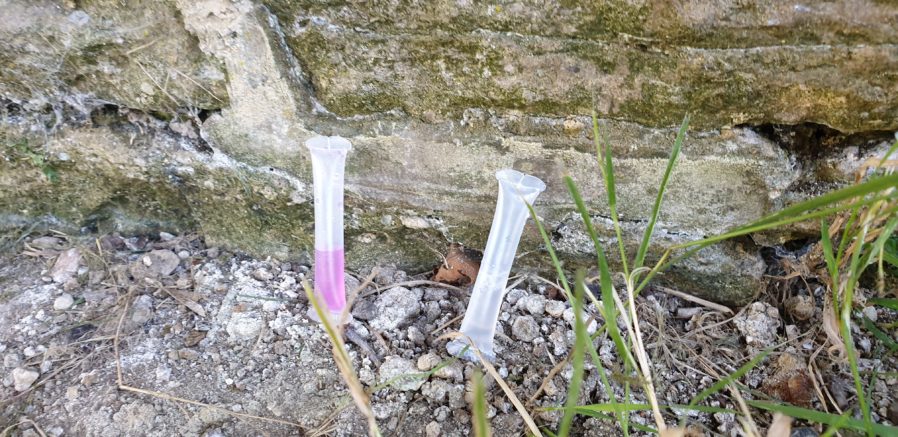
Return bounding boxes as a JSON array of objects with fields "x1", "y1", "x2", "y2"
[{"x1": 0, "y1": 232, "x2": 895, "y2": 436}]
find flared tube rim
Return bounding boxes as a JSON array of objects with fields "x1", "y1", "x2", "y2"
[
  {"x1": 495, "y1": 168, "x2": 546, "y2": 195},
  {"x1": 305, "y1": 135, "x2": 352, "y2": 152}
]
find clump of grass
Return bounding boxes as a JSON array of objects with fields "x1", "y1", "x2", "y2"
[{"x1": 528, "y1": 113, "x2": 898, "y2": 435}]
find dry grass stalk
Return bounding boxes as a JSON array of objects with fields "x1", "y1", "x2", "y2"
[
  {"x1": 654, "y1": 285, "x2": 733, "y2": 315},
  {"x1": 0, "y1": 418, "x2": 47, "y2": 437},
  {"x1": 303, "y1": 280, "x2": 381, "y2": 437}
]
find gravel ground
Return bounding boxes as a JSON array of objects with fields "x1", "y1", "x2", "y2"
[{"x1": 0, "y1": 232, "x2": 896, "y2": 436}]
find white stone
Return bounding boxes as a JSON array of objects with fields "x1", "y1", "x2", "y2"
[
  {"x1": 11, "y1": 367, "x2": 39, "y2": 392},
  {"x1": 226, "y1": 313, "x2": 264, "y2": 341},
  {"x1": 53, "y1": 293, "x2": 75, "y2": 311},
  {"x1": 521, "y1": 294, "x2": 546, "y2": 315},
  {"x1": 369, "y1": 287, "x2": 423, "y2": 331},
  {"x1": 378, "y1": 356, "x2": 424, "y2": 391},
  {"x1": 545, "y1": 300, "x2": 566, "y2": 317}
]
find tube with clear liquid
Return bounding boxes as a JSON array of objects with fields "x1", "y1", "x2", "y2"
[
  {"x1": 447, "y1": 169, "x2": 546, "y2": 361},
  {"x1": 306, "y1": 135, "x2": 352, "y2": 325}
]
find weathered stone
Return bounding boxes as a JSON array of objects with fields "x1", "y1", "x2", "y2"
[
  {"x1": 11, "y1": 367, "x2": 39, "y2": 392},
  {"x1": 734, "y1": 302, "x2": 782, "y2": 351},
  {"x1": 265, "y1": 1, "x2": 898, "y2": 48},
  {"x1": 379, "y1": 356, "x2": 425, "y2": 391},
  {"x1": 369, "y1": 287, "x2": 423, "y2": 331},
  {"x1": 0, "y1": 0, "x2": 227, "y2": 112},
  {"x1": 512, "y1": 315, "x2": 540, "y2": 342},
  {"x1": 130, "y1": 295, "x2": 155, "y2": 325},
  {"x1": 3, "y1": 0, "x2": 894, "y2": 308},
  {"x1": 226, "y1": 312, "x2": 264, "y2": 341},
  {"x1": 268, "y1": 1, "x2": 898, "y2": 132},
  {"x1": 54, "y1": 293, "x2": 75, "y2": 311},
  {"x1": 50, "y1": 248, "x2": 81, "y2": 284},
  {"x1": 417, "y1": 353, "x2": 441, "y2": 372},
  {"x1": 131, "y1": 250, "x2": 181, "y2": 279}
]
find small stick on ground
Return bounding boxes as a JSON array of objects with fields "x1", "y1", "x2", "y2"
[
  {"x1": 654, "y1": 285, "x2": 733, "y2": 315},
  {"x1": 432, "y1": 314, "x2": 463, "y2": 336},
  {"x1": 527, "y1": 352, "x2": 571, "y2": 406},
  {"x1": 0, "y1": 418, "x2": 47, "y2": 437},
  {"x1": 362, "y1": 280, "x2": 465, "y2": 298}
]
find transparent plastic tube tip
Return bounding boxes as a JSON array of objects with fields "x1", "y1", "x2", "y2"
[
  {"x1": 447, "y1": 169, "x2": 546, "y2": 361},
  {"x1": 306, "y1": 135, "x2": 352, "y2": 325}
]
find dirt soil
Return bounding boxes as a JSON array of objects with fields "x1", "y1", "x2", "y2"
[{"x1": 0, "y1": 231, "x2": 896, "y2": 436}]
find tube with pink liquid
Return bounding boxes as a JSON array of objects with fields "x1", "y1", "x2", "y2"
[
  {"x1": 306, "y1": 135, "x2": 352, "y2": 325},
  {"x1": 447, "y1": 169, "x2": 546, "y2": 361}
]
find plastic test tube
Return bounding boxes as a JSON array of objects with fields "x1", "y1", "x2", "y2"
[
  {"x1": 447, "y1": 169, "x2": 546, "y2": 361},
  {"x1": 306, "y1": 135, "x2": 352, "y2": 325}
]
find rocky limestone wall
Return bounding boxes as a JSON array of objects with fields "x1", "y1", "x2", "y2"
[{"x1": 2, "y1": 0, "x2": 896, "y2": 304}]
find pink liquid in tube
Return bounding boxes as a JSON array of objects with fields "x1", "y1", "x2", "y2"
[
  {"x1": 314, "y1": 248, "x2": 346, "y2": 313},
  {"x1": 305, "y1": 135, "x2": 352, "y2": 325}
]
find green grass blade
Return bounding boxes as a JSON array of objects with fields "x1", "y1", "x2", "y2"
[
  {"x1": 585, "y1": 336, "x2": 628, "y2": 436},
  {"x1": 676, "y1": 194, "x2": 896, "y2": 250},
  {"x1": 472, "y1": 370, "x2": 491, "y2": 437},
  {"x1": 879, "y1": 139, "x2": 898, "y2": 167},
  {"x1": 884, "y1": 248, "x2": 898, "y2": 269},
  {"x1": 634, "y1": 115, "x2": 688, "y2": 269},
  {"x1": 565, "y1": 176, "x2": 607, "y2": 272},
  {"x1": 689, "y1": 349, "x2": 771, "y2": 407},
  {"x1": 562, "y1": 403, "x2": 736, "y2": 416},
  {"x1": 526, "y1": 202, "x2": 573, "y2": 301},
  {"x1": 863, "y1": 317, "x2": 898, "y2": 353},
  {"x1": 742, "y1": 172, "x2": 898, "y2": 230},
  {"x1": 747, "y1": 401, "x2": 898, "y2": 436},
  {"x1": 870, "y1": 298, "x2": 898, "y2": 311},
  {"x1": 820, "y1": 219, "x2": 840, "y2": 290},
  {"x1": 558, "y1": 271, "x2": 589, "y2": 437},
  {"x1": 843, "y1": 225, "x2": 873, "y2": 436},
  {"x1": 592, "y1": 111, "x2": 629, "y2": 276},
  {"x1": 820, "y1": 412, "x2": 852, "y2": 437}
]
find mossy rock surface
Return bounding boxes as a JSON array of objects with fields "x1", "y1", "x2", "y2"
[
  {"x1": 0, "y1": 0, "x2": 227, "y2": 112},
  {"x1": 3, "y1": 0, "x2": 895, "y2": 306}
]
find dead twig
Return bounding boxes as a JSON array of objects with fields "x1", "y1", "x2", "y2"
[
  {"x1": 0, "y1": 418, "x2": 47, "y2": 437},
  {"x1": 654, "y1": 285, "x2": 733, "y2": 315},
  {"x1": 361, "y1": 280, "x2": 465, "y2": 298}
]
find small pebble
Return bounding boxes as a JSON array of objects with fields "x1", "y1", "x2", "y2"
[
  {"x1": 379, "y1": 357, "x2": 424, "y2": 391},
  {"x1": 505, "y1": 289, "x2": 526, "y2": 305},
  {"x1": 407, "y1": 326, "x2": 425, "y2": 344},
  {"x1": 53, "y1": 293, "x2": 75, "y2": 311},
  {"x1": 252, "y1": 268, "x2": 274, "y2": 282},
  {"x1": 545, "y1": 300, "x2": 565, "y2": 317},
  {"x1": 425, "y1": 421, "x2": 441, "y2": 437},
  {"x1": 521, "y1": 295, "x2": 546, "y2": 315},
  {"x1": 11, "y1": 367, "x2": 39, "y2": 392},
  {"x1": 790, "y1": 427, "x2": 819, "y2": 437},
  {"x1": 131, "y1": 295, "x2": 155, "y2": 325},
  {"x1": 862, "y1": 306, "x2": 877, "y2": 322},
  {"x1": 177, "y1": 250, "x2": 190, "y2": 260},
  {"x1": 417, "y1": 353, "x2": 441, "y2": 371},
  {"x1": 785, "y1": 295, "x2": 815, "y2": 321},
  {"x1": 512, "y1": 316, "x2": 540, "y2": 342}
]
